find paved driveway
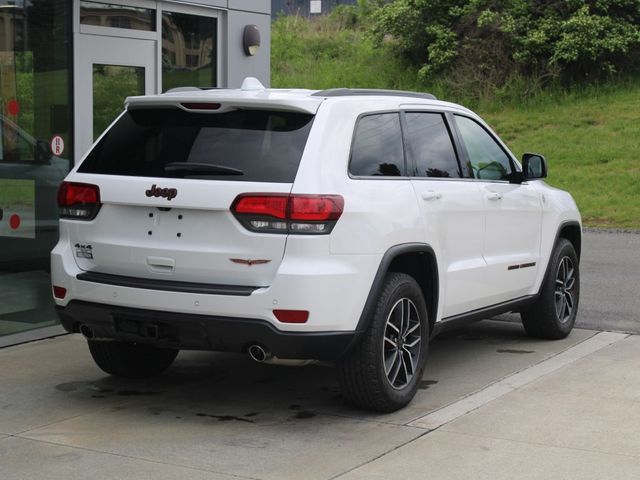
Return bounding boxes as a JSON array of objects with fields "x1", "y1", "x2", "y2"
[{"x1": 1, "y1": 321, "x2": 602, "y2": 479}]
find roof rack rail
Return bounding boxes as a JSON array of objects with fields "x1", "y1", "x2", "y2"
[{"x1": 311, "y1": 88, "x2": 437, "y2": 100}]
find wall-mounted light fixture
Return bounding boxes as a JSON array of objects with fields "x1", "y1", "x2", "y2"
[{"x1": 243, "y1": 24, "x2": 261, "y2": 56}]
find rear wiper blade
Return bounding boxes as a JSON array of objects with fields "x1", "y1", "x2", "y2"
[{"x1": 164, "y1": 162, "x2": 243, "y2": 175}]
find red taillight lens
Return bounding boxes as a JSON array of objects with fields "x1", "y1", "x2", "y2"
[
  {"x1": 231, "y1": 194, "x2": 344, "y2": 235},
  {"x1": 273, "y1": 309, "x2": 309, "y2": 323},
  {"x1": 289, "y1": 195, "x2": 344, "y2": 221},
  {"x1": 57, "y1": 182, "x2": 101, "y2": 220},
  {"x1": 52, "y1": 286, "x2": 67, "y2": 299},
  {"x1": 232, "y1": 195, "x2": 288, "y2": 219}
]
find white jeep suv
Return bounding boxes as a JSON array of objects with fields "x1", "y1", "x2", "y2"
[{"x1": 51, "y1": 79, "x2": 581, "y2": 412}]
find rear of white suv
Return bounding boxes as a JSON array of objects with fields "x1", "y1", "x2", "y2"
[
  {"x1": 52, "y1": 83, "x2": 582, "y2": 412},
  {"x1": 52, "y1": 90, "x2": 383, "y2": 374}
]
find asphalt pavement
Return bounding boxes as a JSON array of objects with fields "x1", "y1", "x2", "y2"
[
  {"x1": 577, "y1": 230, "x2": 640, "y2": 333},
  {"x1": 497, "y1": 229, "x2": 640, "y2": 334}
]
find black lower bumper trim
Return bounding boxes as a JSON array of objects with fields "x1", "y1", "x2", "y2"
[
  {"x1": 56, "y1": 301, "x2": 355, "y2": 361},
  {"x1": 76, "y1": 271, "x2": 260, "y2": 296}
]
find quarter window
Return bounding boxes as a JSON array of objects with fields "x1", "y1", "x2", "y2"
[
  {"x1": 350, "y1": 113, "x2": 404, "y2": 177},
  {"x1": 404, "y1": 112, "x2": 460, "y2": 178},
  {"x1": 455, "y1": 115, "x2": 512, "y2": 181}
]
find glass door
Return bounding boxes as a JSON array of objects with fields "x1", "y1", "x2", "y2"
[{"x1": 74, "y1": 34, "x2": 156, "y2": 158}]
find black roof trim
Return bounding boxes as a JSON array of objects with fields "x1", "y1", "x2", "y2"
[{"x1": 311, "y1": 88, "x2": 437, "y2": 100}]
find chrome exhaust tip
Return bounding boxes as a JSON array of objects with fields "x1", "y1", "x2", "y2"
[{"x1": 248, "y1": 344, "x2": 271, "y2": 363}]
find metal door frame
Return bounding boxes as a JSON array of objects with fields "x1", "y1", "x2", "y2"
[{"x1": 72, "y1": 0, "x2": 222, "y2": 162}]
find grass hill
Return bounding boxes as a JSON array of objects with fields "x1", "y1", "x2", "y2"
[{"x1": 272, "y1": 14, "x2": 640, "y2": 229}]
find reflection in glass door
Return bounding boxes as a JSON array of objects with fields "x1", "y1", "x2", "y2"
[
  {"x1": 161, "y1": 10, "x2": 217, "y2": 92},
  {"x1": 92, "y1": 65, "x2": 145, "y2": 140}
]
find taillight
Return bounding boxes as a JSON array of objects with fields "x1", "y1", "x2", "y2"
[
  {"x1": 57, "y1": 182, "x2": 102, "y2": 220},
  {"x1": 231, "y1": 194, "x2": 344, "y2": 235}
]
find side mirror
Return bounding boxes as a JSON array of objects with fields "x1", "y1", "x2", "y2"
[
  {"x1": 522, "y1": 152, "x2": 547, "y2": 180},
  {"x1": 35, "y1": 140, "x2": 52, "y2": 164}
]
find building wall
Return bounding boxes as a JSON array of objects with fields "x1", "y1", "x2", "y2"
[{"x1": 226, "y1": 8, "x2": 271, "y2": 87}]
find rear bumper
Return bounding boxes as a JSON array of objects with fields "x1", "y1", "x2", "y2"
[
  {"x1": 51, "y1": 235, "x2": 381, "y2": 333},
  {"x1": 56, "y1": 301, "x2": 356, "y2": 361}
]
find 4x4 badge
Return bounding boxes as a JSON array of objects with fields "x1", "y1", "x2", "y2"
[
  {"x1": 146, "y1": 184, "x2": 178, "y2": 201},
  {"x1": 74, "y1": 243, "x2": 93, "y2": 259}
]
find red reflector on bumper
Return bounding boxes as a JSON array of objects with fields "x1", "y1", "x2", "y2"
[
  {"x1": 53, "y1": 286, "x2": 67, "y2": 299},
  {"x1": 273, "y1": 309, "x2": 309, "y2": 323}
]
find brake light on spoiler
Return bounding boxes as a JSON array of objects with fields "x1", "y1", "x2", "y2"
[
  {"x1": 57, "y1": 182, "x2": 102, "y2": 220},
  {"x1": 231, "y1": 194, "x2": 344, "y2": 234}
]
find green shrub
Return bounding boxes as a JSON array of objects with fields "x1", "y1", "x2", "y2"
[{"x1": 371, "y1": 0, "x2": 640, "y2": 97}]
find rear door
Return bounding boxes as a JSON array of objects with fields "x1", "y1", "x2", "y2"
[
  {"x1": 67, "y1": 106, "x2": 314, "y2": 287},
  {"x1": 404, "y1": 111, "x2": 487, "y2": 318}
]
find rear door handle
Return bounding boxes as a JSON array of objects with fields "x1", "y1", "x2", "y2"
[
  {"x1": 421, "y1": 191, "x2": 442, "y2": 201},
  {"x1": 486, "y1": 191, "x2": 503, "y2": 201}
]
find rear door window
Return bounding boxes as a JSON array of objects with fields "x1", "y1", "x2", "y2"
[
  {"x1": 404, "y1": 112, "x2": 461, "y2": 178},
  {"x1": 349, "y1": 113, "x2": 405, "y2": 177},
  {"x1": 78, "y1": 108, "x2": 314, "y2": 183}
]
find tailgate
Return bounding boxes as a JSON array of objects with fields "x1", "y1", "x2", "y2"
[{"x1": 64, "y1": 106, "x2": 315, "y2": 287}]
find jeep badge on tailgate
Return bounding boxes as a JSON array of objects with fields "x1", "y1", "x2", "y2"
[{"x1": 145, "y1": 184, "x2": 178, "y2": 201}]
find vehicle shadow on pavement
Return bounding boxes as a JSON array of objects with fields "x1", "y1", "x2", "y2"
[{"x1": 48, "y1": 319, "x2": 592, "y2": 427}]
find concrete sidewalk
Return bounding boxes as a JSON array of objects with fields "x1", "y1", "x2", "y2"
[{"x1": 1, "y1": 321, "x2": 639, "y2": 479}]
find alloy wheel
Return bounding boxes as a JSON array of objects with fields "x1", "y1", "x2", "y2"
[
  {"x1": 382, "y1": 298, "x2": 422, "y2": 390},
  {"x1": 555, "y1": 256, "x2": 576, "y2": 324}
]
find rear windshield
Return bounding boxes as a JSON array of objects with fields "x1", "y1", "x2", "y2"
[{"x1": 78, "y1": 108, "x2": 314, "y2": 183}]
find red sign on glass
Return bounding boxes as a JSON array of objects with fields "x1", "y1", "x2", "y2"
[{"x1": 50, "y1": 135, "x2": 65, "y2": 156}]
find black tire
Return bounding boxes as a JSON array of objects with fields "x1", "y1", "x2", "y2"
[
  {"x1": 87, "y1": 340, "x2": 179, "y2": 378},
  {"x1": 337, "y1": 272, "x2": 429, "y2": 412},
  {"x1": 521, "y1": 238, "x2": 579, "y2": 339}
]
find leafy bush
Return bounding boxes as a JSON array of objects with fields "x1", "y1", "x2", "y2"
[{"x1": 371, "y1": 0, "x2": 640, "y2": 96}]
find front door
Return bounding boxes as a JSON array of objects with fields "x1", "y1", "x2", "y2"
[
  {"x1": 74, "y1": 34, "x2": 156, "y2": 159},
  {"x1": 453, "y1": 114, "x2": 543, "y2": 305}
]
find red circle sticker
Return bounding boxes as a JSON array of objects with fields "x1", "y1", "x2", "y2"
[
  {"x1": 9, "y1": 214, "x2": 21, "y2": 230},
  {"x1": 50, "y1": 135, "x2": 65, "y2": 156},
  {"x1": 7, "y1": 99, "x2": 19, "y2": 116}
]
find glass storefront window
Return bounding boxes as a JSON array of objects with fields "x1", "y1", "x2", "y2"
[
  {"x1": 80, "y1": 1, "x2": 156, "y2": 32},
  {"x1": 162, "y1": 11, "x2": 217, "y2": 92},
  {"x1": 0, "y1": 0, "x2": 72, "y2": 338}
]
